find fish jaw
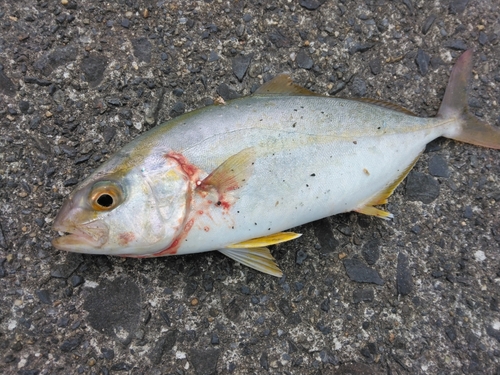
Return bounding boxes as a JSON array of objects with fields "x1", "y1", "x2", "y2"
[
  {"x1": 52, "y1": 216, "x2": 110, "y2": 252},
  {"x1": 52, "y1": 192, "x2": 110, "y2": 252}
]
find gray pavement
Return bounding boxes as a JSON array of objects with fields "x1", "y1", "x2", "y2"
[{"x1": 1, "y1": 0, "x2": 500, "y2": 374}]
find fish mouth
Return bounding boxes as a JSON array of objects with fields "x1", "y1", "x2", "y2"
[{"x1": 52, "y1": 220, "x2": 109, "y2": 251}]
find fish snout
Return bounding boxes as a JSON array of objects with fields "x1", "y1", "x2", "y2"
[
  {"x1": 52, "y1": 196, "x2": 75, "y2": 233},
  {"x1": 52, "y1": 219, "x2": 110, "y2": 251},
  {"x1": 52, "y1": 196, "x2": 110, "y2": 251}
]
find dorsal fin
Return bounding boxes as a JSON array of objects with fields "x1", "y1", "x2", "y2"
[
  {"x1": 351, "y1": 98, "x2": 417, "y2": 116},
  {"x1": 254, "y1": 74, "x2": 321, "y2": 96}
]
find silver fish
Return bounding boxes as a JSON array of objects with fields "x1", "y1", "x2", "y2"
[{"x1": 52, "y1": 50, "x2": 500, "y2": 276}]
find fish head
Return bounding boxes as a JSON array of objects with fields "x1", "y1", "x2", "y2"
[{"x1": 52, "y1": 155, "x2": 191, "y2": 256}]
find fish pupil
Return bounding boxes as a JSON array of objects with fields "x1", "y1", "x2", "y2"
[{"x1": 97, "y1": 194, "x2": 114, "y2": 208}]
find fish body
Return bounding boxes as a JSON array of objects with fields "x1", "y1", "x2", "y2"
[
  {"x1": 53, "y1": 51, "x2": 500, "y2": 276},
  {"x1": 149, "y1": 96, "x2": 438, "y2": 254}
]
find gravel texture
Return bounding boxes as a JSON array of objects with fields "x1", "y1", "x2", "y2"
[{"x1": 1, "y1": 0, "x2": 500, "y2": 374}]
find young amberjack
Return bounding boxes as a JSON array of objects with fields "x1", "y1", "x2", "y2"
[{"x1": 53, "y1": 50, "x2": 500, "y2": 276}]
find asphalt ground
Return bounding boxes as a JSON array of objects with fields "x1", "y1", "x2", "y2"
[{"x1": 1, "y1": 0, "x2": 499, "y2": 374}]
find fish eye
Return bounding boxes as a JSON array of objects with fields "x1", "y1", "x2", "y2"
[
  {"x1": 89, "y1": 181, "x2": 123, "y2": 211},
  {"x1": 96, "y1": 193, "x2": 114, "y2": 208}
]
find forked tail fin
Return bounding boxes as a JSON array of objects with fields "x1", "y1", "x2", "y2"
[{"x1": 438, "y1": 49, "x2": 500, "y2": 149}]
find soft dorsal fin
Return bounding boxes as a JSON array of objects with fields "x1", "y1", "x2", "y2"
[
  {"x1": 351, "y1": 98, "x2": 417, "y2": 116},
  {"x1": 254, "y1": 74, "x2": 321, "y2": 96}
]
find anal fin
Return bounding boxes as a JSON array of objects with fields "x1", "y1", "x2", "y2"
[
  {"x1": 218, "y1": 247, "x2": 283, "y2": 277},
  {"x1": 355, "y1": 206, "x2": 393, "y2": 219},
  {"x1": 356, "y1": 153, "x2": 421, "y2": 219},
  {"x1": 227, "y1": 232, "x2": 301, "y2": 249}
]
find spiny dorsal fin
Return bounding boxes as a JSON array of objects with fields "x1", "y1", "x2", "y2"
[
  {"x1": 218, "y1": 247, "x2": 283, "y2": 277},
  {"x1": 352, "y1": 98, "x2": 417, "y2": 116},
  {"x1": 254, "y1": 74, "x2": 321, "y2": 96},
  {"x1": 355, "y1": 153, "x2": 422, "y2": 219},
  {"x1": 227, "y1": 232, "x2": 301, "y2": 248}
]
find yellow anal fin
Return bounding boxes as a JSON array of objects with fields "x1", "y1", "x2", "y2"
[
  {"x1": 356, "y1": 153, "x2": 422, "y2": 219},
  {"x1": 227, "y1": 232, "x2": 302, "y2": 249},
  {"x1": 218, "y1": 247, "x2": 283, "y2": 277},
  {"x1": 355, "y1": 206, "x2": 393, "y2": 220}
]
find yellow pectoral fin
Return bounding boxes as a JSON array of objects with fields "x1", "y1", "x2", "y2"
[
  {"x1": 199, "y1": 148, "x2": 256, "y2": 191},
  {"x1": 218, "y1": 247, "x2": 283, "y2": 277},
  {"x1": 227, "y1": 232, "x2": 302, "y2": 249}
]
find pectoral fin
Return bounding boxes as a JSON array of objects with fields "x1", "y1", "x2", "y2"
[
  {"x1": 227, "y1": 232, "x2": 301, "y2": 248},
  {"x1": 218, "y1": 247, "x2": 283, "y2": 277},
  {"x1": 198, "y1": 147, "x2": 256, "y2": 195}
]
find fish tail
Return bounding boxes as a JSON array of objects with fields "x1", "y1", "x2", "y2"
[{"x1": 439, "y1": 49, "x2": 500, "y2": 149}]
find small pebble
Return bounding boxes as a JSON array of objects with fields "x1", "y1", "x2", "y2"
[
  {"x1": 191, "y1": 298, "x2": 199, "y2": 306},
  {"x1": 353, "y1": 288, "x2": 374, "y2": 303},
  {"x1": 295, "y1": 249, "x2": 307, "y2": 265},
  {"x1": 232, "y1": 54, "x2": 252, "y2": 81},
  {"x1": 422, "y1": 15, "x2": 436, "y2": 34},
  {"x1": 343, "y1": 259, "x2": 384, "y2": 285},
  {"x1": 211, "y1": 333, "x2": 220, "y2": 345},
  {"x1": 405, "y1": 171, "x2": 440, "y2": 204},
  {"x1": 350, "y1": 76, "x2": 367, "y2": 97},
  {"x1": 296, "y1": 51, "x2": 313, "y2": 70},
  {"x1": 428, "y1": 155, "x2": 449, "y2": 177},
  {"x1": 415, "y1": 49, "x2": 430, "y2": 76},
  {"x1": 396, "y1": 252, "x2": 413, "y2": 296},
  {"x1": 369, "y1": 59, "x2": 382, "y2": 75}
]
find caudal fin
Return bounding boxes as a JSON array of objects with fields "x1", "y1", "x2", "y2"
[{"x1": 438, "y1": 49, "x2": 500, "y2": 149}]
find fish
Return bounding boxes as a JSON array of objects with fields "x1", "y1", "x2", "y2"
[{"x1": 52, "y1": 50, "x2": 500, "y2": 277}]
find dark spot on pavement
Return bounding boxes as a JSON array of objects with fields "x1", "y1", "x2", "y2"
[{"x1": 83, "y1": 277, "x2": 141, "y2": 344}]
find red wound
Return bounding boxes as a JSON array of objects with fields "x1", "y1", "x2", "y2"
[
  {"x1": 153, "y1": 218, "x2": 195, "y2": 256},
  {"x1": 219, "y1": 200, "x2": 231, "y2": 210},
  {"x1": 166, "y1": 151, "x2": 200, "y2": 178}
]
